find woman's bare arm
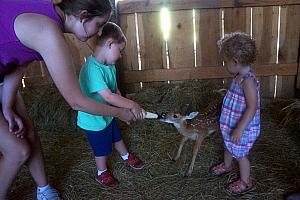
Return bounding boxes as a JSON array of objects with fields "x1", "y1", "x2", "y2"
[{"x1": 14, "y1": 14, "x2": 134, "y2": 122}]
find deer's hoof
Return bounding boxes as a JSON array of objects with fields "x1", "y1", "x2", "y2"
[{"x1": 185, "y1": 171, "x2": 192, "y2": 177}]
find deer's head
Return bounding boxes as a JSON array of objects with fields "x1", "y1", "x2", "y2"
[{"x1": 160, "y1": 111, "x2": 199, "y2": 128}]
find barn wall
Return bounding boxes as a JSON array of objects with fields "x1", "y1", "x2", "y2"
[
  {"x1": 23, "y1": 0, "x2": 300, "y2": 98},
  {"x1": 117, "y1": 0, "x2": 300, "y2": 98}
]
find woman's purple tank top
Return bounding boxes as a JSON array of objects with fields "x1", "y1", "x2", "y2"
[{"x1": 0, "y1": 0, "x2": 64, "y2": 75}]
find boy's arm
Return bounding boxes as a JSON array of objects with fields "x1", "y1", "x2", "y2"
[
  {"x1": 98, "y1": 89, "x2": 143, "y2": 120},
  {"x1": 98, "y1": 89, "x2": 137, "y2": 109},
  {"x1": 116, "y1": 88, "x2": 122, "y2": 96},
  {"x1": 2, "y1": 66, "x2": 26, "y2": 135}
]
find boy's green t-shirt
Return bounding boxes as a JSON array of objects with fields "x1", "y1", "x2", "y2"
[{"x1": 77, "y1": 55, "x2": 117, "y2": 131}]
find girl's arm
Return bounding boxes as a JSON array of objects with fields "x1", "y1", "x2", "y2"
[
  {"x1": 98, "y1": 89, "x2": 143, "y2": 120},
  {"x1": 231, "y1": 77, "x2": 258, "y2": 142},
  {"x1": 14, "y1": 14, "x2": 134, "y2": 123},
  {"x1": 2, "y1": 66, "x2": 26, "y2": 135},
  {"x1": 2, "y1": 66, "x2": 24, "y2": 111}
]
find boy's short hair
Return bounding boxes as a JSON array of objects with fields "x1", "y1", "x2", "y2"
[
  {"x1": 96, "y1": 22, "x2": 126, "y2": 46},
  {"x1": 217, "y1": 32, "x2": 256, "y2": 66}
]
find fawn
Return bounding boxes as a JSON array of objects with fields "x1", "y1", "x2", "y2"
[{"x1": 160, "y1": 90, "x2": 225, "y2": 176}]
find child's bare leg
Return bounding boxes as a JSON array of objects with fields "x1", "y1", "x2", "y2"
[
  {"x1": 114, "y1": 140, "x2": 128, "y2": 156},
  {"x1": 114, "y1": 139, "x2": 144, "y2": 170},
  {"x1": 95, "y1": 156, "x2": 107, "y2": 171},
  {"x1": 95, "y1": 155, "x2": 119, "y2": 188},
  {"x1": 237, "y1": 156, "x2": 250, "y2": 183},
  {"x1": 0, "y1": 114, "x2": 31, "y2": 199},
  {"x1": 224, "y1": 150, "x2": 233, "y2": 168},
  {"x1": 14, "y1": 93, "x2": 47, "y2": 187}
]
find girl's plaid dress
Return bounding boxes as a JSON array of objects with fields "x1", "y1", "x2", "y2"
[{"x1": 220, "y1": 70, "x2": 260, "y2": 158}]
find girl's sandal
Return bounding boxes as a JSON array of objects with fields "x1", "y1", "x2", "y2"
[
  {"x1": 225, "y1": 179, "x2": 253, "y2": 196},
  {"x1": 210, "y1": 162, "x2": 233, "y2": 176}
]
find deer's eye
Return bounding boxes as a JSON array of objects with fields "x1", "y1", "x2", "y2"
[{"x1": 173, "y1": 115, "x2": 178, "y2": 118}]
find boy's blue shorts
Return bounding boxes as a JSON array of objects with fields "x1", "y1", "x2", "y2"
[{"x1": 84, "y1": 119, "x2": 122, "y2": 157}]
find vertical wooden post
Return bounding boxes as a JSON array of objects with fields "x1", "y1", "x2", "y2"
[
  {"x1": 252, "y1": 6, "x2": 279, "y2": 98},
  {"x1": 119, "y1": 14, "x2": 139, "y2": 94},
  {"x1": 297, "y1": 51, "x2": 300, "y2": 90},
  {"x1": 168, "y1": 10, "x2": 194, "y2": 69}
]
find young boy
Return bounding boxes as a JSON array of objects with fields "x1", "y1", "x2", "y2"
[{"x1": 77, "y1": 22, "x2": 144, "y2": 188}]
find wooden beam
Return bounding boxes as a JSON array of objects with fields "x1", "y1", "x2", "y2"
[
  {"x1": 118, "y1": 0, "x2": 300, "y2": 14},
  {"x1": 122, "y1": 63, "x2": 298, "y2": 83}
]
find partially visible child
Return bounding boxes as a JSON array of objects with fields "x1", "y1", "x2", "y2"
[
  {"x1": 1, "y1": 66, "x2": 61, "y2": 200},
  {"x1": 210, "y1": 32, "x2": 260, "y2": 196},
  {"x1": 77, "y1": 22, "x2": 144, "y2": 188}
]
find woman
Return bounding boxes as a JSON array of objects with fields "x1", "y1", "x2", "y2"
[{"x1": 0, "y1": 0, "x2": 135, "y2": 199}]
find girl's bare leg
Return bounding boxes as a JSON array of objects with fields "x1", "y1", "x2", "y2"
[
  {"x1": 15, "y1": 92, "x2": 48, "y2": 187},
  {"x1": 0, "y1": 90, "x2": 31, "y2": 199},
  {"x1": 238, "y1": 156, "x2": 250, "y2": 183},
  {"x1": 224, "y1": 150, "x2": 233, "y2": 168}
]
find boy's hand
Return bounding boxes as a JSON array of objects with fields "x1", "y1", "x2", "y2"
[
  {"x1": 130, "y1": 102, "x2": 144, "y2": 121},
  {"x1": 2, "y1": 109, "x2": 25, "y2": 138},
  {"x1": 231, "y1": 128, "x2": 242, "y2": 143}
]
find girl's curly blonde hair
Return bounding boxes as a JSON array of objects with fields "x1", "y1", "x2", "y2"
[{"x1": 217, "y1": 32, "x2": 257, "y2": 66}]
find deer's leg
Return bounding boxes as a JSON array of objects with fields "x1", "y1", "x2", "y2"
[
  {"x1": 186, "y1": 134, "x2": 205, "y2": 177},
  {"x1": 173, "y1": 136, "x2": 188, "y2": 162}
]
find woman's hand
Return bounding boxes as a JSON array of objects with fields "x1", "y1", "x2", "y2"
[
  {"x1": 3, "y1": 108, "x2": 25, "y2": 138},
  {"x1": 117, "y1": 108, "x2": 136, "y2": 125},
  {"x1": 130, "y1": 102, "x2": 144, "y2": 121}
]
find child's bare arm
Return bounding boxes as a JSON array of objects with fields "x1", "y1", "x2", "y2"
[
  {"x1": 2, "y1": 66, "x2": 26, "y2": 136},
  {"x1": 231, "y1": 77, "x2": 258, "y2": 142},
  {"x1": 116, "y1": 89, "x2": 122, "y2": 96},
  {"x1": 98, "y1": 89, "x2": 143, "y2": 120}
]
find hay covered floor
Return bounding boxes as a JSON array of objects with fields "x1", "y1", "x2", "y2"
[{"x1": 7, "y1": 80, "x2": 300, "y2": 200}]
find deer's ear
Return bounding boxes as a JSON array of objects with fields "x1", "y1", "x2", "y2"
[
  {"x1": 179, "y1": 103, "x2": 190, "y2": 116},
  {"x1": 184, "y1": 112, "x2": 199, "y2": 120}
]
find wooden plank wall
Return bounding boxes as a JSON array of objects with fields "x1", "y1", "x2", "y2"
[
  {"x1": 196, "y1": 9, "x2": 222, "y2": 67},
  {"x1": 22, "y1": 1, "x2": 300, "y2": 99},
  {"x1": 117, "y1": 0, "x2": 300, "y2": 13},
  {"x1": 118, "y1": 0, "x2": 300, "y2": 98},
  {"x1": 252, "y1": 6, "x2": 278, "y2": 98},
  {"x1": 278, "y1": 5, "x2": 300, "y2": 97},
  {"x1": 118, "y1": 14, "x2": 139, "y2": 93}
]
